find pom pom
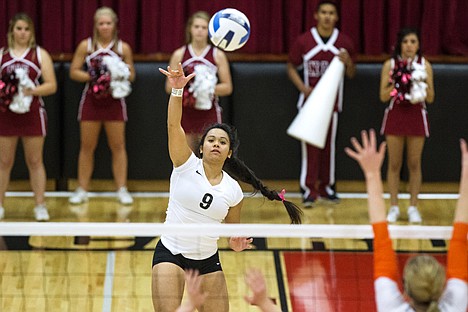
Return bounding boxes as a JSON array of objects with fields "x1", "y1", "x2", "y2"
[
  {"x1": 390, "y1": 58, "x2": 428, "y2": 104},
  {"x1": 9, "y1": 67, "x2": 35, "y2": 114},
  {"x1": 188, "y1": 64, "x2": 218, "y2": 110},
  {"x1": 88, "y1": 56, "x2": 111, "y2": 100},
  {"x1": 181, "y1": 63, "x2": 218, "y2": 109},
  {"x1": 102, "y1": 56, "x2": 132, "y2": 99},
  {"x1": 0, "y1": 72, "x2": 20, "y2": 112}
]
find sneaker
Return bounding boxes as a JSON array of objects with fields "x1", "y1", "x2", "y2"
[
  {"x1": 319, "y1": 186, "x2": 340, "y2": 204},
  {"x1": 117, "y1": 205, "x2": 133, "y2": 222},
  {"x1": 0, "y1": 206, "x2": 4, "y2": 220},
  {"x1": 319, "y1": 193, "x2": 340, "y2": 204},
  {"x1": 69, "y1": 187, "x2": 88, "y2": 204},
  {"x1": 69, "y1": 203, "x2": 89, "y2": 219},
  {"x1": 387, "y1": 205, "x2": 400, "y2": 223},
  {"x1": 117, "y1": 187, "x2": 133, "y2": 205},
  {"x1": 303, "y1": 197, "x2": 316, "y2": 208},
  {"x1": 34, "y1": 204, "x2": 50, "y2": 221},
  {"x1": 408, "y1": 206, "x2": 422, "y2": 223}
]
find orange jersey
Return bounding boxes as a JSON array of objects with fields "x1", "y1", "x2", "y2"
[{"x1": 372, "y1": 222, "x2": 468, "y2": 311}]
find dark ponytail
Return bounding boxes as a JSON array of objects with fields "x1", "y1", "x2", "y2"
[
  {"x1": 224, "y1": 157, "x2": 303, "y2": 224},
  {"x1": 199, "y1": 123, "x2": 303, "y2": 224}
]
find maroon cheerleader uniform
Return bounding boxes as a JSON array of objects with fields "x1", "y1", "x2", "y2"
[
  {"x1": 181, "y1": 44, "x2": 222, "y2": 134},
  {"x1": 0, "y1": 47, "x2": 47, "y2": 136},
  {"x1": 380, "y1": 56, "x2": 430, "y2": 137},
  {"x1": 78, "y1": 38, "x2": 128, "y2": 122}
]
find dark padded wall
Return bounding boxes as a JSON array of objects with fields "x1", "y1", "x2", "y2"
[
  {"x1": 230, "y1": 63, "x2": 301, "y2": 179},
  {"x1": 336, "y1": 64, "x2": 386, "y2": 181},
  {"x1": 126, "y1": 62, "x2": 171, "y2": 179},
  {"x1": 421, "y1": 64, "x2": 468, "y2": 181},
  {"x1": 10, "y1": 62, "x2": 468, "y2": 184},
  {"x1": 10, "y1": 63, "x2": 62, "y2": 180},
  {"x1": 62, "y1": 62, "x2": 90, "y2": 179}
]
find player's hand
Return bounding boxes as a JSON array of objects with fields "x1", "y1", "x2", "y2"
[
  {"x1": 229, "y1": 237, "x2": 254, "y2": 252},
  {"x1": 345, "y1": 129, "x2": 386, "y2": 174},
  {"x1": 175, "y1": 270, "x2": 207, "y2": 312},
  {"x1": 244, "y1": 269, "x2": 281, "y2": 311},
  {"x1": 159, "y1": 62, "x2": 195, "y2": 89}
]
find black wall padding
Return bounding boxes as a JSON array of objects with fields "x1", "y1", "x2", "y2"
[{"x1": 230, "y1": 63, "x2": 301, "y2": 179}]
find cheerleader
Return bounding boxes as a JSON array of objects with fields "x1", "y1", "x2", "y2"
[
  {"x1": 379, "y1": 28, "x2": 435, "y2": 223},
  {"x1": 0, "y1": 13, "x2": 57, "y2": 221},
  {"x1": 69, "y1": 7, "x2": 135, "y2": 205}
]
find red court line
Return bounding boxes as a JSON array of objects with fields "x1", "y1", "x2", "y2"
[{"x1": 283, "y1": 251, "x2": 446, "y2": 312}]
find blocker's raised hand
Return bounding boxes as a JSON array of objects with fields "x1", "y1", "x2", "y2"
[{"x1": 344, "y1": 129, "x2": 387, "y2": 174}]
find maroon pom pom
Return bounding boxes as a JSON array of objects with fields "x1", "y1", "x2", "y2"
[
  {"x1": 390, "y1": 58, "x2": 414, "y2": 104},
  {"x1": 87, "y1": 56, "x2": 111, "y2": 101},
  {"x1": 0, "y1": 72, "x2": 20, "y2": 111}
]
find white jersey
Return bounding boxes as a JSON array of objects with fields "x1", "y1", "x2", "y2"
[
  {"x1": 375, "y1": 277, "x2": 468, "y2": 311},
  {"x1": 161, "y1": 153, "x2": 243, "y2": 260}
]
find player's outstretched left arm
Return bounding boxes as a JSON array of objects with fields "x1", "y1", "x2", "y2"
[{"x1": 345, "y1": 129, "x2": 387, "y2": 223}]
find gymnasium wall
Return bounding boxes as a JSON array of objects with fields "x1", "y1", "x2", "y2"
[{"x1": 10, "y1": 62, "x2": 468, "y2": 185}]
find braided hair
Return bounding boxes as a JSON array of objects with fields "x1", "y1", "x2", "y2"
[{"x1": 199, "y1": 123, "x2": 303, "y2": 224}]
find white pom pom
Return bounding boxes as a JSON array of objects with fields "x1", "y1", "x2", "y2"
[
  {"x1": 9, "y1": 67, "x2": 34, "y2": 114},
  {"x1": 407, "y1": 61, "x2": 428, "y2": 103},
  {"x1": 102, "y1": 56, "x2": 132, "y2": 98},
  {"x1": 190, "y1": 64, "x2": 218, "y2": 110}
]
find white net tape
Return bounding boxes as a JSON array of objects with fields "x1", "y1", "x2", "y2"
[{"x1": 0, "y1": 222, "x2": 454, "y2": 239}]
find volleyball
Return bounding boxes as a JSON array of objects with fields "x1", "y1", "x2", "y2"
[{"x1": 208, "y1": 8, "x2": 250, "y2": 52}]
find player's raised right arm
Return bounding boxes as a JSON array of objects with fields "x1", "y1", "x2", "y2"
[{"x1": 159, "y1": 63, "x2": 195, "y2": 167}]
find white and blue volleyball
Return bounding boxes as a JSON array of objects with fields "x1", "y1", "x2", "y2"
[{"x1": 208, "y1": 8, "x2": 250, "y2": 51}]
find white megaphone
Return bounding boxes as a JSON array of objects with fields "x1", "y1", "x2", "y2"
[{"x1": 287, "y1": 57, "x2": 345, "y2": 148}]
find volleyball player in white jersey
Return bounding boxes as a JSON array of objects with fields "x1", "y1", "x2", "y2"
[
  {"x1": 154, "y1": 63, "x2": 302, "y2": 312},
  {"x1": 346, "y1": 129, "x2": 467, "y2": 312}
]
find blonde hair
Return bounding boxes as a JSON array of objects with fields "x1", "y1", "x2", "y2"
[
  {"x1": 185, "y1": 11, "x2": 210, "y2": 44},
  {"x1": 7, "y1": 13, "x2": 36, "y2": 49},
  {"x1": 403, "y1": 255, "x2": 446, "y2": 312},
  {"x1": 92, "y1": 7, "x2": 119, "y2": 50}
]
